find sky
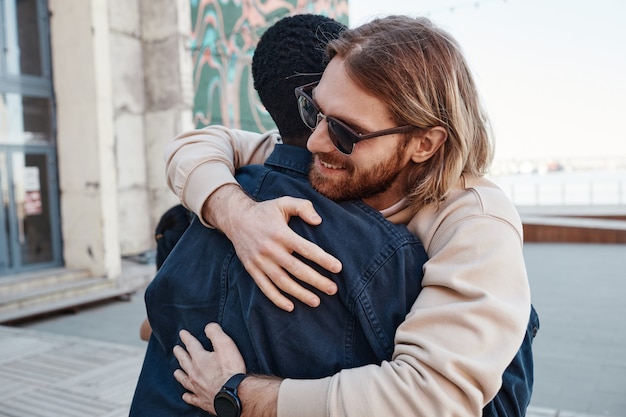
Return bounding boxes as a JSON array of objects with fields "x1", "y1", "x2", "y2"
[{"x1": 347, "y1": 0, "x2": 626, "y2": 163}]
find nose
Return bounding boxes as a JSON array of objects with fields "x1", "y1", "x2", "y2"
[{"x1": 306, "y1": 115, "x2": 335, "y2": 154}]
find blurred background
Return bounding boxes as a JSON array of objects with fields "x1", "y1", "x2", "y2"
[
  {"x1": 0, "y1": 1, "x2": 624, "y2": 416},
  {"x1": 351, "y1": 0, "x2": 626, "y2": 207}
]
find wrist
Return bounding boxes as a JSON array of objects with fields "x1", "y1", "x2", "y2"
[
  {"x1": 202, "y1": 184, "x2": 253, "y2": 231},
  {"x1": 237, "y1": 375, "x2": 281, "y2": 417},
  {"x1": 214, "y1": 373, "x2": 249, "y2": 417}
]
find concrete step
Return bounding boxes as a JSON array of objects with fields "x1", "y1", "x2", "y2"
[
  {"x1": 0, "y1": 268, "x2": 91, "y2": 297},
  {"x1": 0, "y1": 262, "x2": 153, "y2": 324}
]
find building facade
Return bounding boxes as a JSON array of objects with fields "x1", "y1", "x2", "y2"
[{"x1": 0, "y1": 0, "x2": 347, "y2": 321}]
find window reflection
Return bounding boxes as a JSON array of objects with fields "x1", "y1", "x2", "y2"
[
  {"x1": 0, "y1": 0, "x2": 58, "y2": 273},
  {"x1": 0, "y1": 153, "x2": 13, "y2": 269},
  {"x1": 3, "y1": 0, "x2": 42, "y2": 76},
  {"x1": 0, "y1": 93, "x2": 52, "y2": 144},
  {"x1": 22, "y1": 96, "x2": 52, "y2": 143},
  {"x1": 19, "y1": 153, "x2": 53, "y2": 264}
]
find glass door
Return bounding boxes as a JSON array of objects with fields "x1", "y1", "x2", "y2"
[
  {"x1": 0, "y1": 0, "x2": 61, "y2": 275},
  {"x1": 0, "y1": 147, "x2": 62, "y2": 273}
]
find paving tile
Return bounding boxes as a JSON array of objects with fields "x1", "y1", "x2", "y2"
[
  {"x1": 0, "y1": 326, "x2": 144, "y2": 417},
  {"x1": 527, "y1": 406, "x2": 557, "y2": 417}
]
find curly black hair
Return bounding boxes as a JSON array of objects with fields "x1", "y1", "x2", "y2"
[{"x1": 252, "y1": 14, "x2": 346, "y2": 147}]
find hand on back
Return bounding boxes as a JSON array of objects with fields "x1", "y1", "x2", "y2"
[{"x1": 206, "y1": 185, "x2": 342, "y2": 311}]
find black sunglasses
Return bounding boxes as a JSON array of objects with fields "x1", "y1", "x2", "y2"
[{"x1": 294, "y1": 81, "x2": 417, "y2": 155}]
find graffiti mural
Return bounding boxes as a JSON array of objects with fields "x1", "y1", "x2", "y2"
[{"x1": 190, "y1": 0, "x2": 349, "y2": 132}]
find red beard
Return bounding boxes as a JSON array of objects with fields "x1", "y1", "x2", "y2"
[{"x1": 309, "y1": 143, "x2": 408, "y2": 202}]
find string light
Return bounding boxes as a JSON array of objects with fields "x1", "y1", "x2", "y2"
[
  {"x1": 424, "y1": 0, "x2": 509, "y2": 17},
  {"x1": 188, "y1": 0, "x2": 512, "y2": 51}
]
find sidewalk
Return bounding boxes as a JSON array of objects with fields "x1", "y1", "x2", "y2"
[
  {"x1": 524, "y1": 243, "x2": 626, "y2": 416},
  {"x1": 1, "y1": 243, "x2": 625, "y2": 416},
  {"x1": 0, "y1": 325, "x2": 144, "y2": 417}
]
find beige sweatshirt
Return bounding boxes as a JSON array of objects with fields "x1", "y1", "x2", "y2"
[{"x1": 165, "y1": 126, "x2": 531, "y2": 417}]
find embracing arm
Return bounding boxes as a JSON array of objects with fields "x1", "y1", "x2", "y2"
[
  {"x1": 174, "y1": 325, "x2": 281, "y2": 417},
  {"x1": 279, "y1": 213, "x2": 530, "y2": 417},
  {"x1": 174, "y1": 213, "x2": 530, "y2": 417},
  {"x1": 164, "y1": 126, "x2": 342, "y2": 310},
  {"x1": 165, "y1": 126, "x2": 278, "y2": 220}
]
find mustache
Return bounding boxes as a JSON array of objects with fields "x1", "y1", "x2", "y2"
[{"x1": 313, "y1": 152, "x2": 351, "y2": 169}]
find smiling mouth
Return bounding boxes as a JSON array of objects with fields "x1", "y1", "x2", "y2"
[
  {"x1": 320, "y1": 160, "x2": 344, "y2": 170},
  {"x1": 317, "y1": 155, "x2": 346, "y2": 170}
]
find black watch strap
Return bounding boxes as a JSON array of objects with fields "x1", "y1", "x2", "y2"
[
  {"x1": 214, "y1": 373, "x2": 248, "y2": 417},
  {"x1": 222, "y1": 373, "x2": 248, "y2": 391}
]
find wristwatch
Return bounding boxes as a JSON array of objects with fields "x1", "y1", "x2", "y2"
[{"x1": 214, "y1": 373, "x2": 248, "y2": 417}]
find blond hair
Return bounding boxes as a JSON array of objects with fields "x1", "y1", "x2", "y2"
[{"x1": 327, "y1": 16, "x2": 494, "y2": 212}]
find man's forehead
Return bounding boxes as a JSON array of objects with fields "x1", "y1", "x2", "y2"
[{"x1": 316, "y1": 58, "x2": 395, "y2": 129}]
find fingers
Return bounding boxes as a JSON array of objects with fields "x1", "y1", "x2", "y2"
[
  {"x1": 283, "y1": 198, "x2": 322, "y2": 226},
  {"x1": 176, "y1": 325, "x2": 233, "y2": 356},
  {"x1": 178, "y1": 329, "x2": 205, "y2": 354},
  {"x1": 252, "y1": 258, "x2": 323, "y2": 309},
  {"x1": 261, "y1": 259, "x2": 324, "y2": 308},
  {"x1": 275, "y1": 242, "x2": 339, "y2": 295},
  {"x1": 253, "y1": 279, "x2": 296, "y2": 312},
  {"x1": 181, "y1": 392, "x2": 202, "y2": 408},
  {"x1": 225, "y1": 196, "x2": 343, "y2": 310},
  {"x1": 173, "y1": 344, "x2": 193, "y2": 377},
  {"x1": 276, "y1": 198, "x2": 343, "y2": 274},
  {"x1": 174, "y1": 369, "x2": 212, "y2": 411},
  {"x1": 203, "y1": 322, "x2": 231, "y2": 345},
  {"x1": 173, "y1": 368, "x2": 192, "y2": 392},
  {"x1": 173, "y1": 367, "x2": 195, "y2": 405},
  {"x1": 292, "y1": 236, "x2": 343, "y2": 275},
  {"x1": 174, "y1": 329, "x2": 209, "y2": 379},
  {"x1": 238, "y1": 230, "x2": 335, "y2": 309},
  {"x1": 173, "y1": 325, "x2": 243, "y2": 415},
  {"x1": 244, "y1": 264, "x2": 296, "y2": 312}
]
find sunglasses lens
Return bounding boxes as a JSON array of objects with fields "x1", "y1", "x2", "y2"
[
  {"x1": 327, "y1": 119, "x2": 355, "y2": 154},
  {"x1": 298, "y1": 95, "x2": 319, "y2": 130},
  {"x1": 296, "y1": 84, "x2": 355, "y2": 155}
]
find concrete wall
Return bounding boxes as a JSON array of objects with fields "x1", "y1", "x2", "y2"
[
  {"x1": 140, "y1": 0, "x2": 194, "y2": 229},
  {"x1": 48, "y1": 0, "x2": 193, "y2": 279},
  {"x1": 46, "y1": 0, "x2": 353, "y2": 281}
]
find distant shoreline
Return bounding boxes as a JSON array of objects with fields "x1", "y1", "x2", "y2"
[{"x1": 491, "y1": 169, "x2": 626, "y2": 206}]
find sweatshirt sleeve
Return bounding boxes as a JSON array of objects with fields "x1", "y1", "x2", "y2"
[
  {"x1": 277, "y1": 191, "x2": 530, "y2": 417},
  {"x1": 164, "y1": 126, "x2": 279, "y2": 221}
]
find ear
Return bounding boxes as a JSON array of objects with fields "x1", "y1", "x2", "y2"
[{"x1": 408, "y1": 126, "x2": 447, "y2": 163}]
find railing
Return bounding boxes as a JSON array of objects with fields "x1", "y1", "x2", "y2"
[{"x1": 491, "y1": 172, "x2": 626, "y2": 207}]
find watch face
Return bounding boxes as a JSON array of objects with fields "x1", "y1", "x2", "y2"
[{"x1": 214, "y1": 391, "x2": 240, "y2": 417}]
